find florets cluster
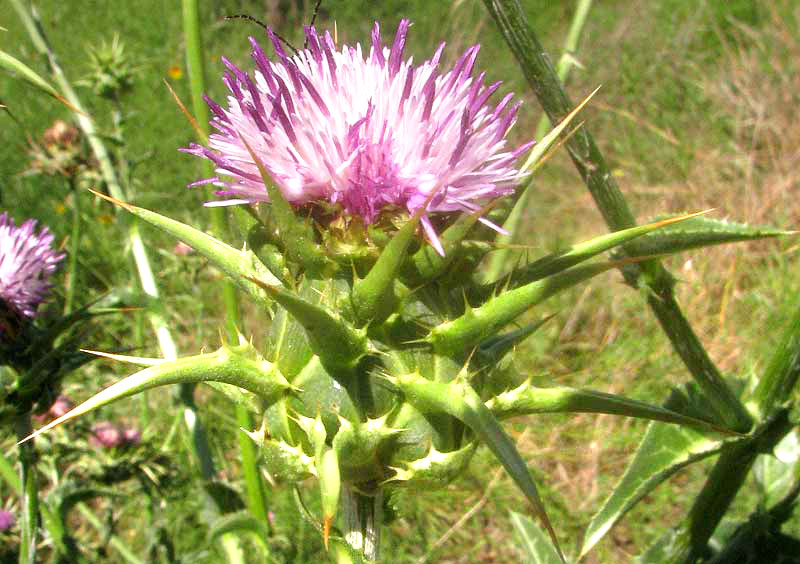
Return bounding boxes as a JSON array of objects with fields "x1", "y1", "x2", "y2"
[
  {"x1": 183, "y1": 20, "x2": 531, "y2": 253},
  {"x1": 0, "y1": 212, "x2": 64, "y2": 322}
]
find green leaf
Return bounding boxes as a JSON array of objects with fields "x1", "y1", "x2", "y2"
[
  {"x1": 488, "y1": 381, "x2": 735, "y2": 434},
  {"x1": 318, "y1": 447, "x2": 341, "y2": 549},
  {"x1": 406, "y1": 207, "x2": 485, "y2": 283},
  {"x1": 90, "y1": 191, "x2": 278, "y2": 307},
  {"x1": 0, "y1": 50, "x2": 77, "y2": 111},
  {"x1": 208, "y1": 511, "x2": 270, "y2": 558},
  {"x1": 387, "y1": 443, "x2": 477, "y2": 490},
  {"x1": 510, "y1": 511, "x2": 563, "y2": 564},
  {"x1": 22, "y1": 342, "x2": 291, "y2": 442},
  {"x1": 476, "y1": 316, "x2": 553, "y2": 366},
  {"x1": 391, "y1": 372, "x2": 566, "y2": 562},
  {"x1": 753, "y1": 299, "x2": 800, "y2": 416},
  {"x1": 490, "y1": 212, "x2": 709, "y2": 289},
  {"x1": 431, "y1": 262, "x2": 614, "y2": 357},
  {"x1": 252, "y1": 280, "x2": 368, "y2": 376},
  {"x1": 620, "y1": 216, "x2": 793, "y2": 259},
  {"x1": 753, "y1": 431, "x2": 800, "y2": 509},
  {"x1": 351, "y1": 211, "x2": 421, "y2": 326},
  {"x1": 580, "y1": 421, "x2": 731, "y2": 558}
]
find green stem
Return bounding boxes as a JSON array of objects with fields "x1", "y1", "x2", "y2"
[
  {"x1": 753, "y1": 299, "x2": 800, "y2": 416},
  {"x1": 663, "y1": 409, "x2": 793, "y2": 563},
  {"x1": 2, "y1": 446, "x2": 82, "y2": 562},
  {"x1": 342, "y1": 487, "x2": 382, "y2": 562},
  {"x1": 482, "y1": 0, "x2": 752, "y2": 432},
  {"x1": 182, "y1": 0, "x2": 269, "y2": 532},
  {"x1": 15, "y1": 414, "x2": 38, "y2": 564},
  {"x1": 64, "y1": 177, "x2": 81, "y2": 314},
  {"x1": 0, "y1": 447, "x2": 22, "y2": 493}
]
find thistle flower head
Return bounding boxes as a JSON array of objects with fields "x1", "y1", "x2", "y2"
[
  {"x1": 89, "y1": 421, "x2": 140, "y2": 449},
  {"x1": 184, "y1": 20, "x2": 532, "y2": 253},
  {"x1": 0, "y1": 213, "x2": 64, "y2": 321}
]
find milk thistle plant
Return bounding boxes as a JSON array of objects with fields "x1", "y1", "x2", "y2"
[
  {"x1": 0, "y1": 212, "x2": 96, "y2": 563},
  {"x1": 25, "y1": 14, "x2": 797, "y2": 563}
]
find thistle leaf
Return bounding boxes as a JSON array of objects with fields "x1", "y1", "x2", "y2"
[
  {"x1": 406, "y1": 207, "x2": 486, "y2": 283},
  {"x1": 259, "y1": 439, "x2": 316, "y2": 482},
  {"x1": 333, "y1": 416, "x2": 403, "y2": 480},
  {"x1": 476, "y1": 316, "x2": 554, "y2": 365},
  {"x1": 386, "y1": 443, "x2": 477, "y2": 489},
  {"x1": 494, "y1": 211, "x2": 711, "y2": 289},
  {"x1": 351, "y1": 211, "x2": 421, "y2": 326},
  {"x1": 431, "y1": 262, "x2": 615, "y2": 357},
  {"x1": 510, "y1": 511, "x2": 563, "y2": 564},
  {"x1": 251, "y1": 280, "x2": 368, "y2": 376},
  {"x1": 620, "y1": 216, "x2": 794, "y2": 259},
  {"x1": 580, "y1": 421, "x2": 733, "y2": 558},
  {"x1": 391, "y1": 372, "x2": 566, "y2": 562},
  {"x1": 488, "y1": 381, "x2": 736, "y2": 434},
  {"x1": 89, "y1": 191, "x2": 278, "y2": 307},
  {"x1": 21, "y1": 343, "x2": 291, "y2": 443},
  {"x1": 318, "y1": 447, "x2": 341, "y2": 549}
]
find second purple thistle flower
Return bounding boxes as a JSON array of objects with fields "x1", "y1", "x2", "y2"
[{"x1": 183, "y1": 20, "x2": 533, "y2": 253}]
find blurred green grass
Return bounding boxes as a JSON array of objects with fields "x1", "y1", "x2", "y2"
[{"x1": 1, "y1": 0, "x2": 798, "y2": 562}]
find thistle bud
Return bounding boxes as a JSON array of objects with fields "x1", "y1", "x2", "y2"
[{"x1": 82, "y1": 34, "x2": 134, "y2": 99}]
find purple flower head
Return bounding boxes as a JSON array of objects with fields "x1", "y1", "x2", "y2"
[
  {"x1": 33, "y1": 395, "x2": 74, "y2": 423},
  {"x1": 0, "y1": 212, "x2": 65, "y2": 320},
  {"x1": 183, "y1": 20, "x2": 532, "y2": 254},
  {"x1": 0, "y1": 509, "x2": 16, "y2": 532},
  {"x1": 122, "y1": 427, "x2": 141, "y2": 446},
  {"x1": 89, "y1": 421, "x2": 124, "y2": 449}
]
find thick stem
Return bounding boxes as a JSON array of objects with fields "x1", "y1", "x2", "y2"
[
  {"x1": 15, "y1": 414, "x2": 38, "y2": 564},
  {"x1": 342, "y1": 486, "x2": 383, "y2": 562},
  {"x1": 482, "y1": 0, "x2": 752, "y2": 432},
  {"x1": 663, "y1": 409, "x2": 793, "y2": 563}
]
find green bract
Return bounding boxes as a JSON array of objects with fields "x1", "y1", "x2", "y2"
[{"x1": 29, "y1": 177, "x2": 770, "y2": 561}]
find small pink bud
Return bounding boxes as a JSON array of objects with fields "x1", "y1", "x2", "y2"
[
  {"x1": 50, "y1": 395, "x2": 74, "y2": 419},
  {"x1": 122, "y1": 427, "x2": 141, "y2": 446},
  {"x1": 173, "y1": 241, "x2": 193, "y2": 256}
]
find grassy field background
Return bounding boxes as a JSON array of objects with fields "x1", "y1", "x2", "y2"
[{"x1": 1, "y1": 0, "x2": 799, "y2": 562}]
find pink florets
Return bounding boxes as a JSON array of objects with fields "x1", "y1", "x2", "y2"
[
  {"x1": 0, "y1": 212, "x2": 64, "y2": 320},
  {"x1": 183, "y1": 20, "x2": 532, "y2": 254}
]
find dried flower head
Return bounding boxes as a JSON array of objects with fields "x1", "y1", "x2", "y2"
[
  {"x1": 183, "y1": 20, "x2": 531, "y2": 253},
  {"x1": 0, "y1": 213, "x2": 64, "y2": 322}
]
